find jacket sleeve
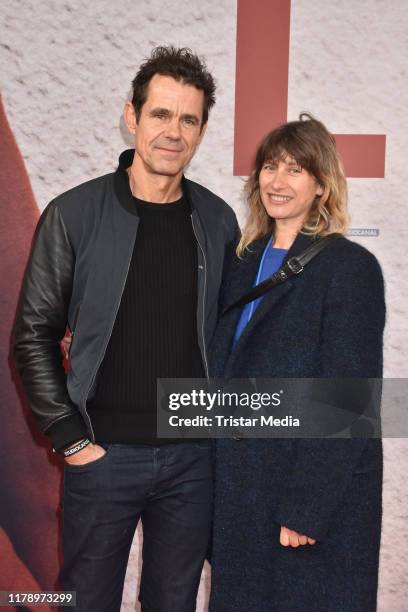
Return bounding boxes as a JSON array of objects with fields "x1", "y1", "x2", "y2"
[
  {"x1": 13, "y1": 201, "x2": 87, "y2": 450},
  {"x1": 274, "y1": 247, "x2": 386, "y2": 541}
]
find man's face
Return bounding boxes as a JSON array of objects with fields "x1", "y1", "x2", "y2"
[{"x1": 125, "y1": 74, "x2": 206, "y2": 178}]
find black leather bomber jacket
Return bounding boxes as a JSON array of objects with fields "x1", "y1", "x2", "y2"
[{"x1": 13, "y1": 150, "x2": 239, "y2": 451}]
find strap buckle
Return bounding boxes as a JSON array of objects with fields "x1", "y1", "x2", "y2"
[{"x1": 286, "y1": 257, "x2": 304, "y2": 274}]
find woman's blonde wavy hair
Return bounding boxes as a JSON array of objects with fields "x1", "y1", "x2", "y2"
[{"x1": 237, "y1": 113, "x2": 349, "y2": 256}]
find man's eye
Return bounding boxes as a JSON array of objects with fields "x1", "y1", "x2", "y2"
[
  {"x1": 289, "y1": 167, "x2": 302, "y2": 174},
  {"x1": 263, "y1": 164, "x2": 276, "y2": 171},
  {"x1": 183, "y1": 118, "x2": 196, "y2": 126}
]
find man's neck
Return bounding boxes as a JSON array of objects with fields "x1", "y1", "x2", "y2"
[{"x1": 127, "y1": 159, "x2": 183, "y2": 203}]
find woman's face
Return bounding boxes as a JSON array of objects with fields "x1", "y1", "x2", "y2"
[{"x1": 259, "y1": 154, "x2": 323, "y2": 227}]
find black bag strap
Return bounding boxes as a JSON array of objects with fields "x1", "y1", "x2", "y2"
[{"x1": 222, "y1": 233, "x2": 341, "y2": 316}]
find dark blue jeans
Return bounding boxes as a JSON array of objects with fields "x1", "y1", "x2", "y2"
[{"x1": 59, "y1": 441, "x2": 213, "y2": 611}]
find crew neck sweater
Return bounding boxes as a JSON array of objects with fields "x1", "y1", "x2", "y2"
[{"x1": 87, "y1": 192, "x2": 204, "y2": 444}]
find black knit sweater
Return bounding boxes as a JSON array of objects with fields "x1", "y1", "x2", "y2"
[{"x1": 87, "y1": 193, "x2": 204, "y2": 444}]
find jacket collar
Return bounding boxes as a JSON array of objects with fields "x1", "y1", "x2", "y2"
[
  {"x1": 228, "y1": 231, "x2": 318, "y2": 302},
  {"x1": 283, "y1": 231, "x2": 318, "y2": 260},
  {"x1": 114, "y1": 149, "x2": 195, "y2": 216},
  {"x1": 220, "y1": 231, "x2": 319, "y2": 375}
]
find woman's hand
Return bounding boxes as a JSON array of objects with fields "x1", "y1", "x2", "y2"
[
  {"x1": 280, "y1": 526, "x2": 316, "y2": 547},
  {"x1": 60, "y1": 330, "x2": 72, "y2": 360}
]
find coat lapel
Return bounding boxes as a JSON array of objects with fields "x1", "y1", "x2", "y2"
[
  {"x1": 222, "y1": 232, "x2": 316, "y2": 376},
  {"x1": 210, "y1": 236, "x2": 267, "y2": 376}
]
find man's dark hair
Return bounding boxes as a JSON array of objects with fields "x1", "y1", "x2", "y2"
[{"x1": 131, "y1": 46, "x2": 216, "y2": 126}]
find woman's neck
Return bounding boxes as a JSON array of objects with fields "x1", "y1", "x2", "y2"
[{"x1": 272, "y1": 222, "x2": 301, "y2": 249}]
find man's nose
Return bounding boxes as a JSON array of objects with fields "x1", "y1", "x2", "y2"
[{"x1": 164, "y1": 118, "x2": 182, "y2": 140}]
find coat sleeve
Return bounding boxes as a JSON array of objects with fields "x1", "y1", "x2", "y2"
[
  {"x1": 13, "y1": 201, "x2": 88, "y2": 450},
  {"x1": 273, "y1": 245, "x2": 386, "y2": 541}
]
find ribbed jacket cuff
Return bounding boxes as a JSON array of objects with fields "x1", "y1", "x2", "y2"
[{"x1": 48, "y1": 413, "x2": 88, "y2": 452}]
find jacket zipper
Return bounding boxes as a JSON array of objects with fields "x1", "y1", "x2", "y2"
[
  {"x1": 191, "y1": 214, "x2": 209, "y2": 379},
  {"x1": 79, "y1": 244, "x2": 136, "y2": 442}
]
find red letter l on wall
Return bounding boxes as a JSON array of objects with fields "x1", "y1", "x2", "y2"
[{"x1": 234, "y1": 0, "x2": 386, "y2": 178}]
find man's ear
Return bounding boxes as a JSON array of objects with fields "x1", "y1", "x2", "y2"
[{"x1": 124, "y1": 101, "x2": 138, "y2": 134}]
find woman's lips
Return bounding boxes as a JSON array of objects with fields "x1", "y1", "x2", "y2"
[{"x1": 267, "y1": 193, "x2": 293, "y2": 203}]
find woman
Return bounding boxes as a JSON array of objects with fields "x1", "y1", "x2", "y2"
[{"x1": 209, "y1": 114, "x2": 385, "y2": 611}]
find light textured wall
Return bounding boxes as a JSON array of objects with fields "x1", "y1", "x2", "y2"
[{"x1": 2, "y1": 0, "x2": 407, "y2": 609}]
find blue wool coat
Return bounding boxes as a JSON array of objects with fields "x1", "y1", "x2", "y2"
[{"x1": 209, "y1": 233, "x2": 385, "y2": 612}]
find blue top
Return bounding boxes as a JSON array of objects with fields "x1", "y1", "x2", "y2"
[{"x1": 232, "y1": 236, "x2": 288, "y2": 348}]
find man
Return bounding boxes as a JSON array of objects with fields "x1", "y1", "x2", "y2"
[{"x1": 13, "y1": 46, "x2": 238, "y2": 612}]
